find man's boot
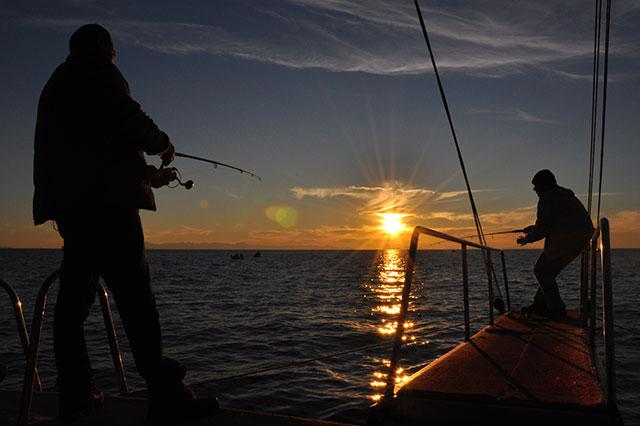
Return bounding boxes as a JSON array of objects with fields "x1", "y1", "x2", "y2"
[
  {"x1": 147, "y1": 357, "x2": 218, "y2": 422},
  {"x1": 58, "y1": 384, "x2": 104, "y2": 421}
]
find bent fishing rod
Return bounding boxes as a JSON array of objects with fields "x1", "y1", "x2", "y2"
[
  {"x1": 156, "y1": 152, "x2": 262, "y2": 190},
  {"x1": 176, "y1": 152, "x2": 262, "y2": 181}
]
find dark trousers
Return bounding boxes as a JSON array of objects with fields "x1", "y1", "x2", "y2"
[
  {"x1": 532, "y1": 246, "x2": 584, "y2": 313},
  {"x1": 54, "y1": 209, "x2": 164, "y2": 393}
]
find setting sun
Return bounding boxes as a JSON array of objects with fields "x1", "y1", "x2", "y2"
[{"x1": 379, "y1": 213, "x2": 407, "y2": 236}]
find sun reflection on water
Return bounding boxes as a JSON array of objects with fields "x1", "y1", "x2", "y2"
[{"x1": 365, "y1": 249, "x2": 416, "y2": 401}]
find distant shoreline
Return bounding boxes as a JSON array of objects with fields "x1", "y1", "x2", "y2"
[{"x1": 2, "y1": 247, "x2": 639, "y2": 251}]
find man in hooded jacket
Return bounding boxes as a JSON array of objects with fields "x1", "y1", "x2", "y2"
[
  {"x1": 517, "y1": 170, "x2": 594, "y2": 317},
  {"x1": 33, "y1": 24, "x2": 217, "y2": 421}
]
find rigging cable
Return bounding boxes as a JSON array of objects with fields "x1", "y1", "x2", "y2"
[
  {"x1": 587, "y1": 0, "x2": 604, "y2": 217},
  {"x1": 413, "y1": 0, "x2": 504, "y2": 304},
  {"x1": 596, "y1": 0, "x2": 612, "y2": 222}
]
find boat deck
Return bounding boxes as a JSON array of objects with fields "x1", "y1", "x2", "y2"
[
  {"x1": 0, "y1": 390, "x2": 355, "y2": 426},
  {"x1": 369, "y1": 310, "x2": 620, "y2": 425}
]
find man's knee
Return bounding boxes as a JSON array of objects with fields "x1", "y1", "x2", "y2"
[{"x1": 534, "y1": 256, "x2": 548, "y2": 279}]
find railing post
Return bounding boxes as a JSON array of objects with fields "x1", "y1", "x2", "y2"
[
  {"x1": 579, "y1": 247, "x2": 589, "y2": 324},
  {"x1": 500, "y1": 251, "x2": 510, "y2": 311},
  {"x1": 461, "y1": 245, "x2": 470, "y2": 341},
  {"x1": 600, "y1": 218, "x2": 616, "y2": 409},
  {"x1": 589, "y1": 235, "x2": 598, "y2": 348},
  {"x1": 0, "y1": 279, "x2": 42, "y2": 391},
  {"x1": 18, "y1": 271, "x2": 130, "y2": 424},
  {"x1": 98, "y1": 282, "x2": 130, "y2": 396},
  {"x1": 379, "y1": 226, "x2": 507, "y2": 403},
  {"x1": 384, "y1": 228, "x2": 420, "y2": 400},
  {"x1": 486, "y1": 250, "x2": 494, "y2": 325},
  {"x1": 18, "y1": 270, "x2": 59, "y2": 426}
]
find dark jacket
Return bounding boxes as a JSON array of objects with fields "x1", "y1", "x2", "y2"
[
  {"x1": 33, "y1": 53, "x2": 169, "y2": 225},
  {"x1": 527, "y1": 186, "x2": 595, "y2": 259}
]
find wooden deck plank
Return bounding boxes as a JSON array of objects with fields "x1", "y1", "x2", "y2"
[
  {"x1": 367, "y1": 310, "x2": 619, "y2": 426},
  {"x1": 397, "y1": 309, "x2": 604, "y2": 408}
]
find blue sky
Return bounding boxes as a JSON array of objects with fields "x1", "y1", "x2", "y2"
[{"x1": 1, "y1": 0, "x2": 639, "y2": 248}]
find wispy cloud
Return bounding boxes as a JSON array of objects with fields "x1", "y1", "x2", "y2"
[
  {"x1": 610, "y1": 210, "x2": 640, "y2": 232},
  {"x1": 468, "y1": 107, "x2": 558, "y2": 124},
  {"x1": 248, "y1": 224, "x2": 382, "y2": 248},
  {"x1": 14, "y1": 0, "x2": 640, "y2": 77},
  {"x1": 425, "y1": 205, "x2": 536, "y2": 226},
  {"x1": 225, "y1": 190, "x2": 243, "y2": 199},
  {"x1": 143, "y1": 225, "x2": 216, "y2": 241},
  {"x1": 291, "y1": 182, "x2": 485, "y2": 213},
  {"x1": 291, "y1": 185, "x2": 389, "y2": 200}
]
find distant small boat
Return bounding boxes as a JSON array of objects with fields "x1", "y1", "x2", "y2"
[
  {"x1": 230, "y1": 253, "x2": 244, "y2": 260},
  {"x1": 254, "y1": 251, "x2": 262, "y2": 258}
]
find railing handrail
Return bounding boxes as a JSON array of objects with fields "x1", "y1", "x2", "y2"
[
  {"x1": 0, "y1": 279, "x2": 42, "y2": 391},
  {"x1": 17, "y1": 271, "x2": 130, "y2": 426},
  {"x1": 383, "y1": 226, "x2": 508, "y2": 400},
  {"x1": 411, "y1": 226, "x2": 503, "y2": 252}
]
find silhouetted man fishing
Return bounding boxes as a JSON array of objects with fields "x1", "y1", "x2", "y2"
[
  {"x1": 517, "y1": 170, "x2": 594, "y2": 317},
  {"x1": 33, "y1": 24, "x2": 218, "y2": 421}
]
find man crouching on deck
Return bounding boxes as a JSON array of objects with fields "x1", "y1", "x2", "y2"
[
  {"x1": 517, "y1": 170, "x2": 594, "y2": 318},
  {"x1": 33, "y1": 24, "x2": 218, "y2": 421}
]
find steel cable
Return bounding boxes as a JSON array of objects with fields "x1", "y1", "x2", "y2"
[
  {"x1": 587, "y1": 0, "x2": 604, "y2": 217},
  {"x1": 413, "y1": 0, "x2": 503, "y2": 301},
  {"x1": 596, "y1": 0, "x2": 612, "y2": 222}
]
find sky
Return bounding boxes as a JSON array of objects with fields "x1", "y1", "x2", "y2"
[{"x1": 1, "y1": 0, "x2": 639, "y2": 249}]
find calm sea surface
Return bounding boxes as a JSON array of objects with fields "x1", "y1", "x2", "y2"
[{"x1": 1, "y1": 249, "x2": 638, "y2": 424}]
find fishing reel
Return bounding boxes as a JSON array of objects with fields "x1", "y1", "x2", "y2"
[
  {"x1": 165, "y1": 167, "x2": 194, "y2": 189},
  {"x1": 146, "y1": 165, "x2": 194, "y2": 190}
]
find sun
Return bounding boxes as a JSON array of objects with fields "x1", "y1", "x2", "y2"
[{"x1": 379, "y1": 213, "x2": 407, "y2": 236}]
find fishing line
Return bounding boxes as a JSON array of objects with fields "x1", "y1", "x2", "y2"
[
  {"x1": 191, "y1": 317, "x2": 484, "y2": 387},
  {"x1": 428, "y1": 229, "x2": 525, "y2": 247}
]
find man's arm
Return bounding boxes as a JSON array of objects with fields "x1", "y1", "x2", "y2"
[
  {"x1": 97, "y1": 65, "x2": 174, "y2": 162},
  {"x1": 519, "y1": 199, "x2": 551, "y2": 244}
]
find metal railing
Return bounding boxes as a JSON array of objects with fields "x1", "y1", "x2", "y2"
[
  {"x1": 383, "y1": 226, "x2": 509, "y2": 400},
  {"x1": 0, "y1": 278, "x2": 42, "y2": 391},
  {"x1": 17, "y1": 270, "x2": 130, "y2": 426},
  {"x1": 585, "y1": 217, "x2": 616, "y2": 409}
]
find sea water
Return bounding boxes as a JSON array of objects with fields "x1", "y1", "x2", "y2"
[{"x1": 1, "y1": 249, "x2": 638, "y2": 424}]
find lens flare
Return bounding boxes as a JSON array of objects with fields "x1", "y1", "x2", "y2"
[{"x1": 265, "y1": 205, "x2": 299, "y2": 228}]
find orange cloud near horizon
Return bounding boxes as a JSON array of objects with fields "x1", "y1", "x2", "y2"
[{"x1": 4, "y1": 209, "x2": 639, "y2": 250}]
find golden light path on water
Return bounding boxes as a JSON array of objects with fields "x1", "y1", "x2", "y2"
[{"x1": 366, "y1": 249, "x2": 415, "y2": 402}]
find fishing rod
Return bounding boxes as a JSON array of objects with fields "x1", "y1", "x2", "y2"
[{"x1": 176, "y1": 152, "x2": 262, "y2": 181}]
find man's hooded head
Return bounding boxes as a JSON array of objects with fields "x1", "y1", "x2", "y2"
[
  {"x1": 69, "y1": 24, "x2": 114, "y2": 62},
  {"x1": 532, "y1": 169, "x2": 557, "y2": 195}
]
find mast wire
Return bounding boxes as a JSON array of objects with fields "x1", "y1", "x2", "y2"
[
  {"x1": 413, "y1": 0, "x2": 502, "y2": 298},
  {"x1": 596, "y1": 0, "x2": 612, "y2": 222},
  {"x1": 587, "y1": 0, "x2": 603, "y2": 218}
]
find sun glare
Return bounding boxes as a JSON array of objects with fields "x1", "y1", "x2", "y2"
[{"x1": 379, "y1": 213, "x2": 406, "y2": 236}]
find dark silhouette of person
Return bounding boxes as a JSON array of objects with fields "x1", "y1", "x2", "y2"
[
  {"x1": 33, "y1": 24, "x2": 218, "y2": 421},
  {"x1": 517, "y1": 170, "x2": 594, "y2": 317}
]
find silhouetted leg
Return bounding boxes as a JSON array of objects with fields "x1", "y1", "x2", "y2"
[
  {"x1": 98, "y1": 210, "x2": 164, "y2": 382},
  {"x1": 533, "y1": 250, "x2": 581, "y2": 314},
  {"x1": 532, "y1": 286, "x2": 546, "y2": 308},
  {"x1": 54, "y1": 221, "x2": 98, "y2": 394}
]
